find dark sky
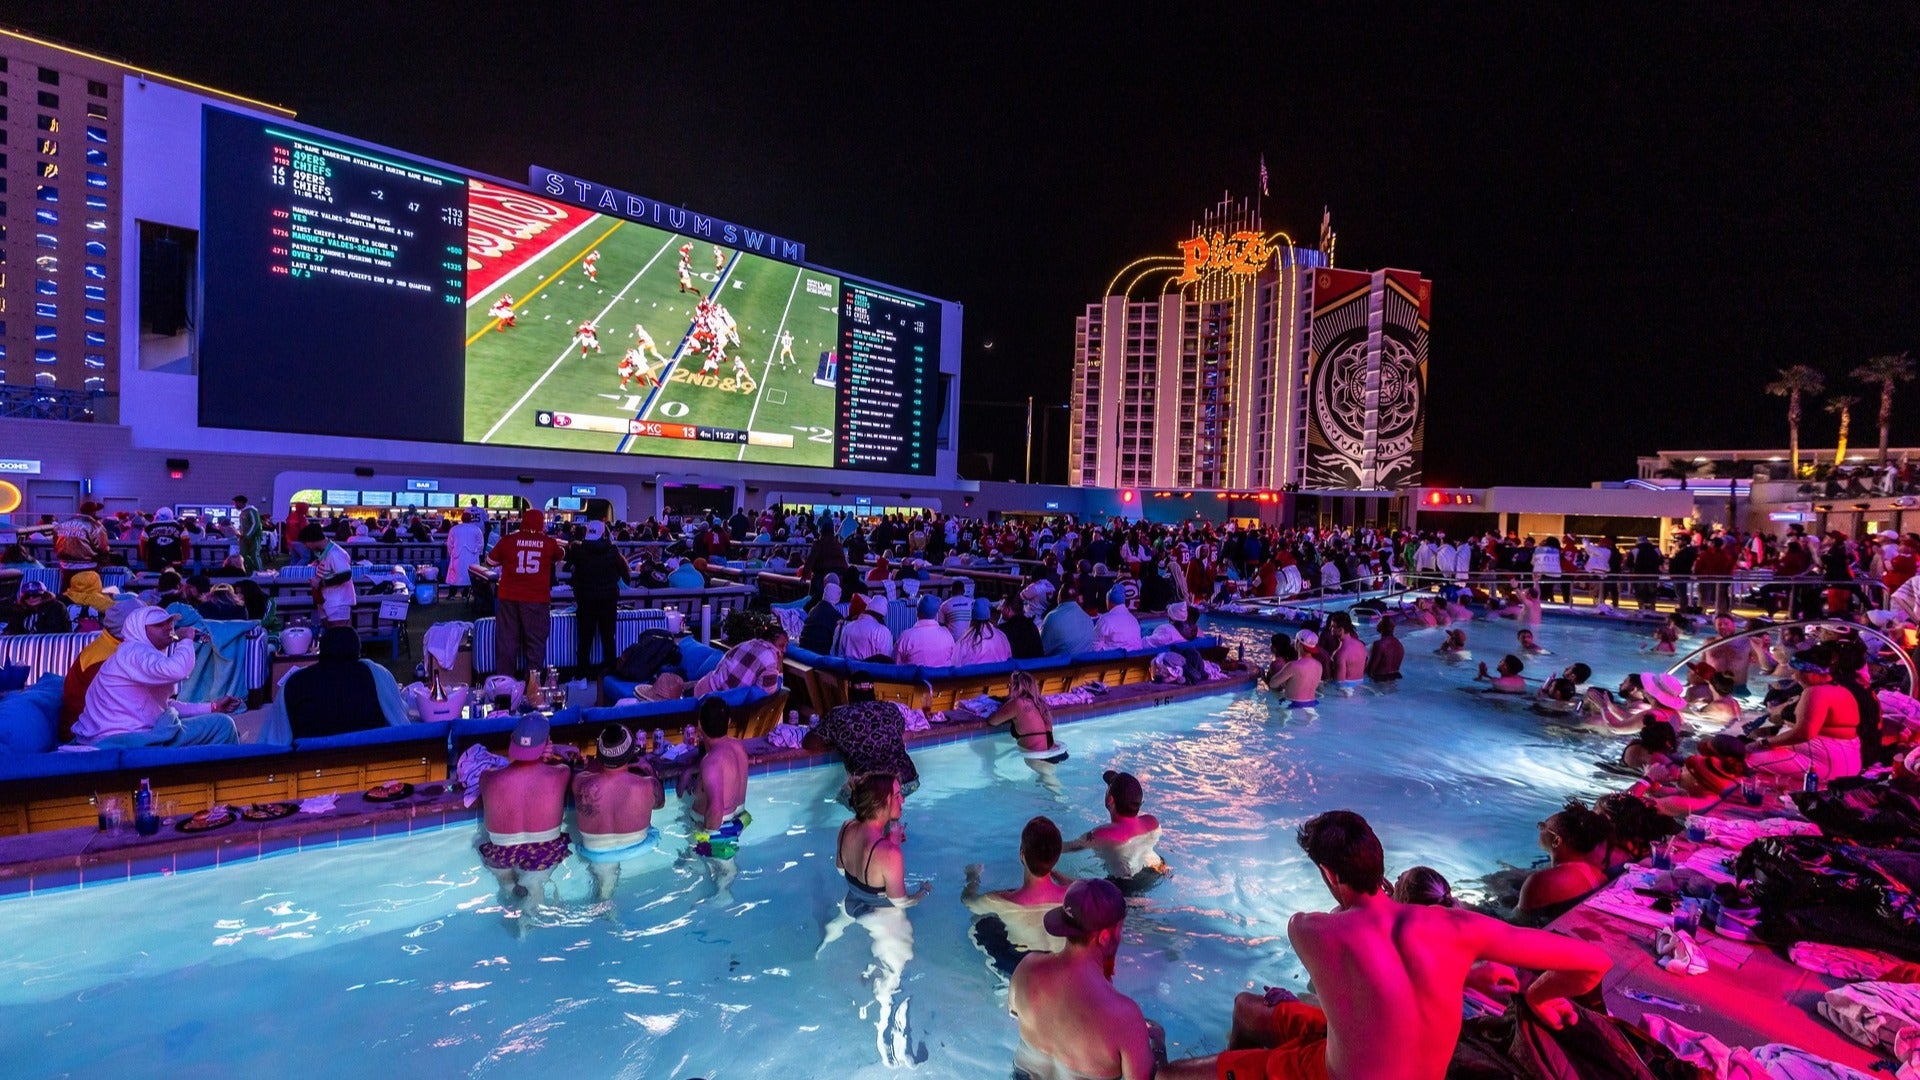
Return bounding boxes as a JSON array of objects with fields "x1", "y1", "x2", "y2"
[{"x1": 13, "y1": 6, "x2": 1918, "y2": 486}]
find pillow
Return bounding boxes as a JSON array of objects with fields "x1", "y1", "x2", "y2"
[
  {"x1": 676, "y1": 638, "x2": 725, "y2": 681},
  {"x1": 0, "y1": 674, "x2": 64, "y2": 755}
]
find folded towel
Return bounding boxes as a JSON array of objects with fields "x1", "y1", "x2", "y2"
[
  {"x1": 1657, "y1": 927, "x2": 1709, "y2": 975},
  {"x1": 955, "y1": 696, "x2": 1000, "y2": 718},
  {"x1": 902, "y1": 707, "x2": 930, "y2": 733},
  {"x1": 423, "y1": 621, "x2": 472, "y2": 670},
  {"x1": 660, "y1": 741, "x2": 697, "y2": 764},
  {"x1": 765, "y1": 722, "x2": 807, "y2": 750},
  {"x1": 455, "y1": 744, "x2": 509, "y2": 806},
  {"x1": 1792, "y1": 942, "x2": 1906, "y2": 981},
  {"x1": 299, "y1": 793, "x2": 339, "y2": 814}
]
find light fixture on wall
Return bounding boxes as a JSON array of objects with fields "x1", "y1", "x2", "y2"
[{"x1": 165, "y1": 457, "x2": 189, "y2": 480}]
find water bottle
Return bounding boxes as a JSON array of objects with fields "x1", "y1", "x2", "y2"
[
  {"x1": 134, "y1": 778, "x2": 159, "y2": 837},
  {"x1": 683, "y1": 723, "x2": 698, "y2": 746},
  {"x1": 808, "y1": 712, "x2": 820, "y2": 728},
  {"x1": 1802, "y1": 769, "x2": 1819, "y2": 794},
  {"x1": 788, "y1": 709, "x2": 800, "y2": 728}
]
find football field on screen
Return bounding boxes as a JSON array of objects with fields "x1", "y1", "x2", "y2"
[{"x1": 462, "y1": 213, "x2": 842, "y2": 466}]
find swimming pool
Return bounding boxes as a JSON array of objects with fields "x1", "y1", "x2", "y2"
[{"x1": 4, "y1": 614, "x2": 1668, "y2": 1078}]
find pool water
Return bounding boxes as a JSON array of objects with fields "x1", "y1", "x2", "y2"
[{"x1": 4, "y1": 613, "x2": 1671, "y2": 1078}]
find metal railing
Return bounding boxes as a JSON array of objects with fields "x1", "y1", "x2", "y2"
[{"x1": 1665, "y1": 619, "x2": 1916, "y2": 694}]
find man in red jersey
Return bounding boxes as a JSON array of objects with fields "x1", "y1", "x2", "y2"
[{"x1": 486, "y1": 509, "x2": 566, "y2": 679}]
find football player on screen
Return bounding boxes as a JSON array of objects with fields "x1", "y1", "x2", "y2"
[
  {"x1": 583, "y1": 248, "x2": 601, "y2": 282},
  {"x1": 618, "y1": 348, "x2": 658, "y2": 391},
  {"x1": 678, "y1": 261, "x2": 700, "y2": 295},
  {"x1": 633, "y1": 323, "x2": 668, "y2": 364},
  {"x1": 574, "y1": 320, "x2": 602, "y2": 357},
  {"x1": 488, "y1": 294, "x2": 517, "y2": 330},
  {"x1": 712, "y1": 244, "x2": 726, "y2": 271},
  {"x1": 731, "y1": 353, "x2": 752, "y2": 384},
  {"x1": 777, "y1": 329, "x2": 795, "y2": 367}
]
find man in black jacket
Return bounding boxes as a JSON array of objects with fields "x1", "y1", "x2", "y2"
[{"x1": 566, "y1": 520, "x2": 631, "y2": 676}]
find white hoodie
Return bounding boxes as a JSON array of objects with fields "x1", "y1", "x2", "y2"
[{"x1": 74, "y1": 606, "x2": 199, "y2": 743}]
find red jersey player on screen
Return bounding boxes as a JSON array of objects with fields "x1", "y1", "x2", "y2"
[
  {"x1": 583, "y1": 248, "x2": 601, "y2": 282},
  {"x1": 618, "y1": 349, "x2": 658, "y2": 391},
  {"x1": 486, "y1": 510, "x2": 565, "y2": 608},
  {"x1": 488, "y1": 294, "x2": 516, "y2": 330},
  {"x1": 575, "y1": 320, "x2": 602, "y2": 357}
]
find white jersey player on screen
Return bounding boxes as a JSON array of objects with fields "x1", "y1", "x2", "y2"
[
  {"x1": 619, "y1": 349, "x2": 658, "y2": 390},
  {"x1": 678, "y1": 262, "x2": 699, "y2": 295},
  {"x1": 583, "y1": 248, "x2": 601, "y2": 282},
  {"x1": 713, "y1": 244, "x2": 726, "y2": 271},
  {"x1": 731, "y1": 354, "x2": 752, "y2": 383},
  {"x1": 488, "y1": 294, "x2": 517, "y2": 330},
  {"x1": 574, "y1": 320, "x2": 602, "y2": 357},
  {"x1": 633, "y1": 323, "x2": 667, "y2": 363}
]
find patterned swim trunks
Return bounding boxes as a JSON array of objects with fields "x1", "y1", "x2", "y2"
[{"x1": 479, "y1": 835, "x2": 572, "y2": 872}]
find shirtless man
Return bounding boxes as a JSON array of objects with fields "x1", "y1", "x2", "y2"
[
  {"x1": 1492, "y1": 586, "x2": 1542, "y2": 626},
  {"x1": 1704, "y1": 615, "x2": 1755, "y2": 693},
  {"x1": 1162, "y1": 810, "x2": 1610, "y2": 1080},
  {"x1": 1327, "y1": 628, "x2": 1367, "y2": 683},
  {"x1": 1009, "y1": 878, "x2": 1160, "y2": 1080},
  {"x1": 476, "y1": 715, "x2": 573, "y2": 926},
  {"x1": 681, "y1": 696, "x2": 751, "y2": 898},
  {"x1": 964, "y1": 815, "x2": 1072, "y2": 980},
  {"x1": 572, "y1": 725, "x2": 666, "y2": 902},
  {"x1": 1365, "y1": 617, "x2": 1404, "y2": 682},
  {"x1": 1475, "y1": 654, "x2": 1529, "y2": 693},
  {"x1": 1063, "y1": 770, "x2": 1168, "y2": 893},
  {"x1": 1268, "y1": 630, "x2": 1324, "y2": 707}
]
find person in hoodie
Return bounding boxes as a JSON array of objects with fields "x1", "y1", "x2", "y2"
[
  {"x1": 564, "y1": 519, "x2": 631, "y2": 676},
  {"x1": 72, "y1": 605, "x2": 242, "y2": 747}
]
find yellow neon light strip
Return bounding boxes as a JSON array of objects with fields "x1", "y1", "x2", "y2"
[
  {"x1": 0, "y1": 28, "x2": 296, "y2": 116},
  {"x1": 1105, "y1": 256, "x2": 1180, "y2": 297}
]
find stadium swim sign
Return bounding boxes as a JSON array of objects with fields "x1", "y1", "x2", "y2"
[{"x1": 531, "y1": 167, "x2": 806, "y2": 266}]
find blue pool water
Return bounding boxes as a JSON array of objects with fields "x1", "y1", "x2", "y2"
[{"x1": 3, "y1": 614, "x2": 1672, "y2": 1078}]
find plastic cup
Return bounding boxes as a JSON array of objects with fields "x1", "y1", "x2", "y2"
[
  {"x1": 1684, "y1": 817, "x2": 1709, "y2": 843},
  {"x1": 1740, "y1": 777, "x2": 1764, "y2": 806},
  {"x1": 97, "y1": 796, "x2": 124, "y2": 832},
  {"x1": 1649, "y1": 840, "x2": 1673, "y2": 870},
  {"x1": 1673, "y1": 897, "x2": 1703, "y2": 935}
]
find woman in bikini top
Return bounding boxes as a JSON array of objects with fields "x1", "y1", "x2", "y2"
[
  {"x1": 989, "y1": 672, "x2": 1059, "y2": 753},
  {"x1": 836, "y1": 772, "x2": 929, "y2": 915}
]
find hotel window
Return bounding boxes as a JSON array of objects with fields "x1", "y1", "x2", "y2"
[
  {"x1": 35, "y1": 232, "x2": 56, "y2": 249},
  {"x1": 34, "y1": 208, "x2": 55, "y2": 226},
  {"x1": 37, "y1": 67, "x2": 58, "y2": 85},
  {"x1": 86, "y1": 148, "x2": 107, "y2": 167},
  {"x1": 84, "y1": 308, "x2": 104, "y2": 325},
  {"x1": 37, "y1": 141, "x2": 57, "y2": 160},
  {"x1": 34, "y1": 301, "x2": 55, "y2": 319},
  {"x1": 85, "y1": 262, "x2": 105, "y2": 280},
  {"x1": 86, "y1": 172, "x2": 106, "y2": 189},
  {"x1": 88, "y1": 79, "x2": 107, "y2": 98},
  {"x1": 86, "y1": 126, "x2": 108, "y2": 145},
  {"x1": 84, "y1": 353, "x2": 105, "y2": 369},
  {"x1": 85, "y1": 195, "x2": 106, "y2": 210},
  {"x1": 84, "y1": 240, "x2": 105, "y2": 256},
  {"x1": 36, "y1": 114, "x2": 59, "y2": 132},
  {"x1": 84, "y1": 376, "x2": 104, "y2": 391},
  {"x1": 37, "y1": 255, "x2": 58, "y2": 273},
  {"x1": 87, "y1": 102, "x2": 107, "y2": 120},
  {"x1": 37, "y1": 91, "x2": 57, "y2": 108},
  {"x1": 36, "y1": 325, "x2": 56, "y2": 341},
  {"x1": 35, "y1": 372, "x2": 55, "y2": 386},
  {"x1": 85, "y1": 331, "x2": 105, "y2": 346},
  {"x1": 84, "y1": 284, "x2": 104, "y2": 302}
]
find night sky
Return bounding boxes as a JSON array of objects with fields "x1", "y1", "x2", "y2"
[{"x1": 13, "y1": 7, "x2": 1917, "y2": 486}]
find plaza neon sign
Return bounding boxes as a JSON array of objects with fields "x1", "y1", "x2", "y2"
[{"x1": 1176, "y1": 229, "x2": 1273, "y2": 283}]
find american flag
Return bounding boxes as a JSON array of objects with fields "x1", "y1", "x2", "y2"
[{"x1": 1259, "y1": 154, "x2": 1270, "y2": 197}]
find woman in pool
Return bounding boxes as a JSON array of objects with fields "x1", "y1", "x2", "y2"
[
  {"x1": 1620, "y1": 717, "x2": 1681, "y2": 781},
  {"x1": 1393, "y1": 867, "x2": 1522, "y2": 1007},
  {"x1": 1649, "y1": 622, "x2": 1679, "y2": 655},
  {"x1": 820, "y1": 771, "x2": 928, "y2": 1067},
  {"x1": 989, "y1": 671, "x2": 1068, "y2": 768},
  {"x1": 1514, "y1": 799, "x2": 1611, "y2": 926},
  {"x1": 1581, "y1": 671, "x2": 1686, "y2": 731}
]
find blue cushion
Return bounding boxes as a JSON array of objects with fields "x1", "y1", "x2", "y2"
[
  {"x1": 120, "y1": 742, "x2": 291, "y2": 770},
  {"x1": 601, "y1": 675, "x2": 641, "y2": 702},
  {"x1": 1074, "y1": 649, "x2": 1127, "y2": 663},
  {"x1": 1190, "y1": 635, "x2": 1220, "y2": 650},
  {"x1": 850, "y1": 662, "x2": 921, "y2": 683},
  {"x1": 1015, "y1": 656, "x2": 1070, "y2": 672},
  {"x1": 0, "y1": 747, "x2": 123, "y2": 781},
  {"x1": 452, "y1": 714, "x2": 520, "y2": 740},
  {"x1": 292, "y1": 721, "x2": 453, "y2": 754},
  {"x1": 1122, "y1": 645, "x2": 1165, "y2": 659},
  {"x1": 785, "y1": 645, "x2": 826, "y2": 665},
  {"x1": 711, "y1": 685, "x2": 769, "y2": 708},
  {"x1": 583, "y1": 698, "x2": 695, "y2": 726},
  {"x1": 812, "y1": 654, "x2": 852, "y2": 678},
  {"x1": 677, "y1": 639, "x2": 725, "y2": 681},
  {"x1": 949, "y1": 660, "x2": 1018, "y2": 679},
  {"x1": 0, "y1": 674, "x2": 64, "y2": 755}
]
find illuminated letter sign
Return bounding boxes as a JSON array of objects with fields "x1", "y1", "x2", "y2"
[
  {"x1": 530, "y1": 166, "x2": 806, "y2": 265},
  {"x1": 1175, "y1": 230, "x2": 1273, "y2": 283}
]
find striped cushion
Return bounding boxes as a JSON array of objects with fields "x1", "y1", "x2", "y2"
[{"x1": 471, "y1": 608, "x2": 670, "y2": 674}]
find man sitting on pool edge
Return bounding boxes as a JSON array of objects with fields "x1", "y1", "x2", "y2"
[
  {"x1": 477, "y1": 713, "x2": 574, "y2": 927},
  {"x1": 1063, "y1": 770, "x2": 1169, "y2": 894},
  {"x1": 1159, "y1": 810, "x2": 1611, "y2": 1080},
  {"x1": 572, "y1": 724, "x2": 666, "y2": 904}
]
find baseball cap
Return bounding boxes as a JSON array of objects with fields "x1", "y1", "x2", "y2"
[
  {"x1": 508, "y1": 714, "x2": 551, "y2": 761},
  {"x1": 18, "y1": 580, "x2": 50, "y2": 597},
  {"x1": 1103, "y1": 769, "x2": 1143, "y2": 815},
  {"x1": 917, "y1": 594, "x2": 941, "y2": 620},
  {"x1": 1295, "y1": 629, "x2": 1320, "y2": 649},
  {"x1": 1043, "y1": 878, "x2": 1126, "y2": 939},
  {"x1": 585, "y1": 520, "x2": 607, "y2": 541}
]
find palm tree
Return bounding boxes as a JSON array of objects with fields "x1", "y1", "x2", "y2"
[
  {"x1": 1654, "y1": 456, "x2": 1695, "y2": 490},
  {"x1": 1824, "y1": 394, "x2": 1859, "y2": 465},
  {"x1": 1851, "y1": 352, "x2": 1916, "y2": 465},
  {"x1": 1766, "y1": 365, "x2": 1826, "y2": 476}
]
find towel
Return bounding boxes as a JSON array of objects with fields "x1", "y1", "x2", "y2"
[
  {"x1": 1641, "y1": 1016, "x2": 1770, "y2": 1079},
  {"x1": 1582, "y1": 875, "x2": 1678, "y2": 931},
  {"x1": 423, "y1": 621, "x2": 472, "y2": 670},
  {"x1": 166, "y1": 606, "x2": 263, "y2": 703},
  {"x1": 955, "y1": 695, "x2": 999, "y2": 718},
  {"x1": 1820, "y1": 981, "x2": 1920, "y2": 1060},
  {"x1": 456, "y1": 743, "x2": 509, "y2": 806},
  {"x1": 901, "y1": 707, "x2": 930, "y2": 733},
  {"x1": 1748, "y1": 1043, "x2": 1883, "y2": 1079},
  {"x1": 765, "y1": 722, "x2": 807, "y2": 750},
  {"x1": 1704, "y1": 816, "x2": 1821, "y2": 850},
  {"x1": 299, "y1": 793, "x2": 339, "y2": 814},
  {"x1": 1656, "y1": 927, "x2": 1709, "y2": 975},
  {"x1": 1792, "y1": 942, "x2": 1906, "y2": 981}
]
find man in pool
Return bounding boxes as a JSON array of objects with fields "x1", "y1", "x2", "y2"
[
  {"x1": 1009, "y1": 878, "x2": 1163, "y2": 1080},
  {"x1": 1704, "y1": 615, "x2": 1755, "y2": 693},
  {"x1": 1160, "y1": 810, "x2": 1611, "y2": 1080},
  {"x1": 1268, "y1": 630, "x2": 1323, "y2": 707},
  {"x1": 1365, "y1": 617, "x2": 1404, "y2": 682},
  {"x1": 682, "y1": 696, "x2": 751, "y2": 898},
  {"x1": 1475, "y1": 654, "x2": 1529, "y2": 693},
  {"x1": 1063, "y1": 770, "x2": 1168, "y2": 893},
  {"x1": 964, "y1": 815, "x2": 1072, "y2": 981},
  {"x1": 477, "y1": 714, "x2": 573, "y2": 922},
  {"x1": 572, "y1": 724, "x2": 666, "y2": 903}
]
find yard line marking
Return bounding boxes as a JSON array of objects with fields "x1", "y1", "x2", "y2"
[
  {"x1": 737, "y1": 264, "x2": 806, "y2": 461},
  {"x1": 477, "y1": 232, "x2": 677, "y2": 444},
  {"x1": 465, "y1": 219, "x2": 625, "y2": 345},
  {"x1": 619, "y1": 251, "x2": 744, "y2": 453},
  {"x1": 464, "y1": 214, "x2": 606, "y2": 310}
]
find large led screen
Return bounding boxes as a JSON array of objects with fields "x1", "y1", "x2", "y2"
[{"x1": 199, "y1": 108, "x2": 941, "y2": 475}]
